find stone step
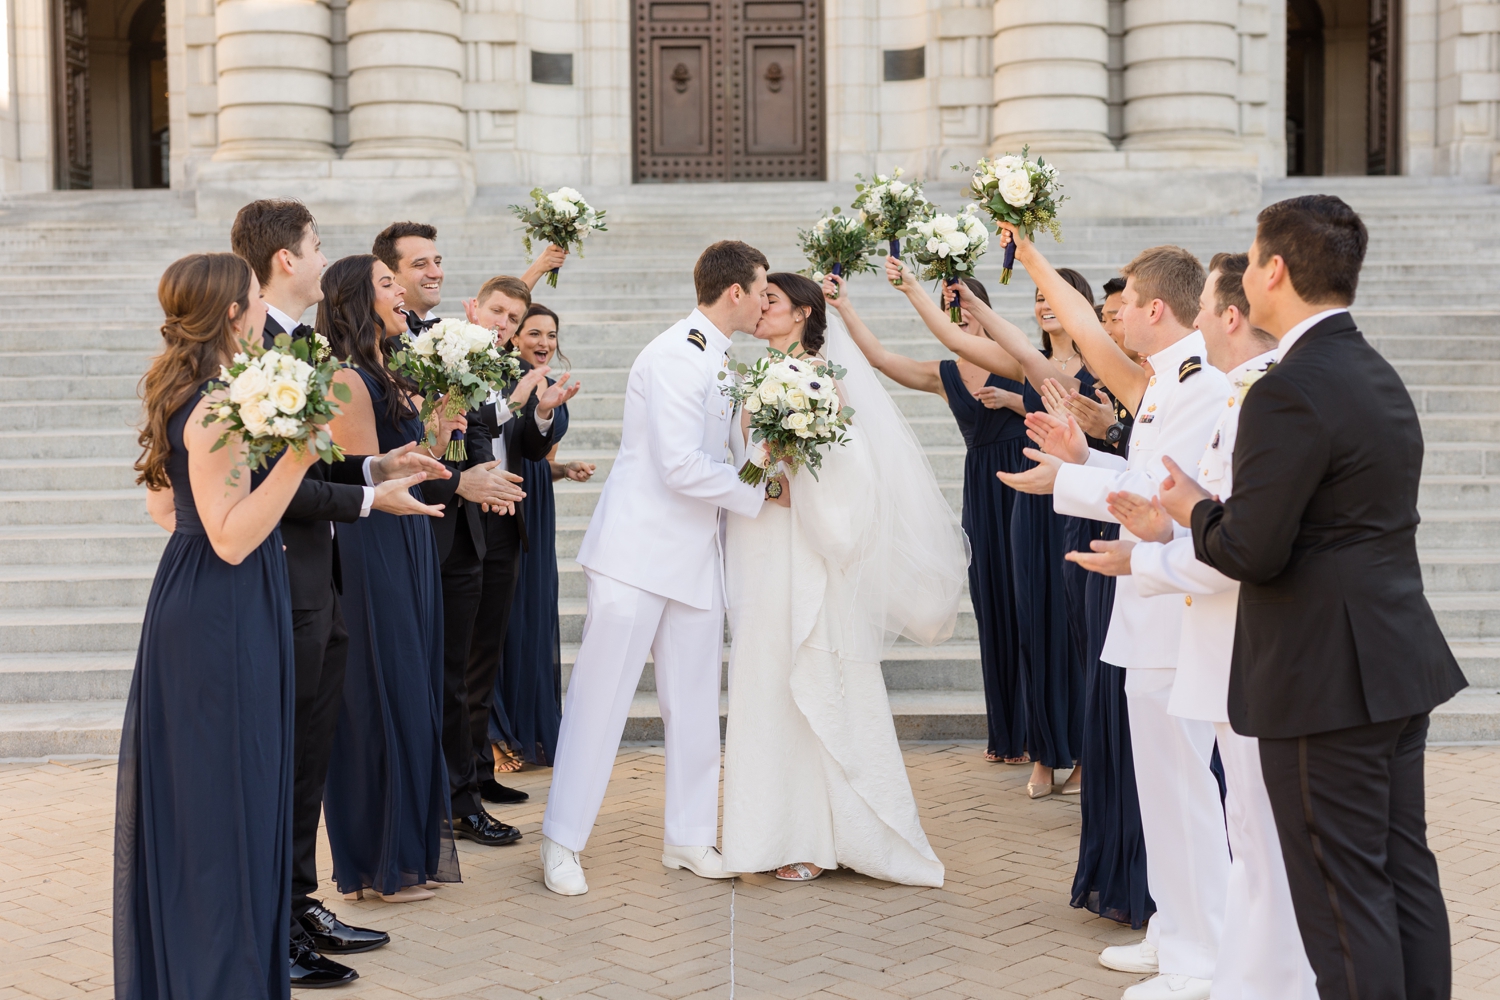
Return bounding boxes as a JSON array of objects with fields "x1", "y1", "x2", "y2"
[
  {"x1": 0, "y1": 458, "x2": 140, "y2": 491},
  {"x1": 1428, "y1": 593, "x2": 1500, "y2": 640},
  {"x1": 0, "y1": 489, "x2": 151, "y2": 525},
  {"x1": 1418, "y1": 551, "x2": 1500, "y2": 592},
  {"x1": 0, "y1": 606, "x2": 144, "y2": 654},
  {"x1": 0, "y1": 563, "x2": 157, "y2": 608},
  {"x1": 1451, "y1": 640, "x2": 1500, "y2": 687},
  {"x1": 0, "y1": 523, "x2": 166, "y2": 564}
]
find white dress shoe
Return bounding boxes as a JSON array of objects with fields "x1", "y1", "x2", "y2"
[
  {"x1": 1120, "y1": 974, "x2": 1212, "y2": 1000},
  {"x1": 1100, "y1": 938, "x2": 1159, "y2": 973},
  {"x1": 661, "y1": 844, "x2": 737, "y2": 879},
  {"x1": 540, "y1": 835, "x2": 588, "y2": 895}
]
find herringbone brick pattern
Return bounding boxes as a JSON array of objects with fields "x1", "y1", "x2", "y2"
[{"x1": 2, "y1": 744, "x2": 1498, "y2": 999}]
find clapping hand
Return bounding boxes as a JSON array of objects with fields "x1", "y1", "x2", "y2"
[
  {"x1": 1023, "y1": 410, "x2": 1089, "y2": 465},
  {"x1": 1107, "y1": 490, "x2": 1174, "y2": 543},
  {"x1": 1065, "y1": 539, "x2": 1136, "y2": 576},
  {"x1": 998, "y1": 447, "x2": 1063, "y2": 494},
  {"x1": 536, "y1": 374, "x2": 581, "y2": 419},
  {"x1": 457, "y1": 460, "x2": 525, "y2": 516},
  {"x1": 1040, "y1": 378, "x2": 1115, "y2": 439},
  {"x1": 368, "y1": 441, "x2": 451, "y2": 485},
  {"x1": 508, "y1": 365, "x2": 551, "y2": 410},
  {"x1": 975, "y1": 385, "x2": 1023, "y2": 413},
  {"x1": 1157, "y1": 455, "x2": 1215, "y2": 527},
  {"x1": 372, "y1": 473, "x2": 447, "y2": 517}
]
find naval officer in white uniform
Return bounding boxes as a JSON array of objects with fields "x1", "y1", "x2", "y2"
[
  {"x1": 999, "y1": 232, "x2": 1231, "y2": 1000},
  {"x1": 539, "y1": 241, "x2": 786, "y2": 895},
  {"x1": 1071, "y1": 254, "x2": 1317, "y2": 1000}
]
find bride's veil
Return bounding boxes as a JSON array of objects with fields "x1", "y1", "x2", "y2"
[{"x1": 820, "y1": 308, "x2": 972, "y2": 654}]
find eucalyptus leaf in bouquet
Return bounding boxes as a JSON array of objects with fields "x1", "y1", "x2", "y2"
[
  {"x1": 963, "y1": 145, "x2": 1064, "y2": 284},
  {"x1": 717, "y1": 348, "x2": 854, "y2": 485},
  {"x1": 389, "y1": 318, "x2": 522, "y2": 461},
  {"x1": 797, "y1": 208, "x2": 878, "y2": 297},
  {"x1": 508, "y1": 186, "x2": 607, "y2": 287},
  {"x1": 851, "y1": 168, "x2": 935, "y2": 285},
  {"x1": 203, "y1": 332, "x2": 350, "y2": 483},
  {"x1": 906, "y1": 207, "x2": 990, "y2": 322}
]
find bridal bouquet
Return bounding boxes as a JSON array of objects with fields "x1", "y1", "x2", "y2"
[
  {"x1": 906, "y1": 207, "x2": 989, "y2": 322},
  {"x1": 509, "y1": 186, "x2": 607, "y2": 287},
  {"x1": 390, "y1": 318, "x2": 522, "y2": 461},
  {"x1": 718, "y1": 349, "x2": 854, "y2": 485},
  {"x1": 797, "y1": 208, "x2": 878, "y2": 297},
  {"x1": 203, "y1": 332, "x2": 349, "y2": 481},
  {"x1": 851, "y1": 168, "x2": 935, "y2": 285},
  {"x1": 965, "y1": 146, "x2": 1064, "y2": 284}
]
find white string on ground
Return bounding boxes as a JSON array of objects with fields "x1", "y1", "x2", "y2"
[{"x1": 729, "y1": 879, "x2": 736, "y2": 999}]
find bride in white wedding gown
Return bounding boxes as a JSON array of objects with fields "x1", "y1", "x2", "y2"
[{"x1": 721, "y1": 272, "x2": 970, "y2": 886}]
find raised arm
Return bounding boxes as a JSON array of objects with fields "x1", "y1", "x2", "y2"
[
  {"x1": 1002, "y1": 223, "x2": 1148, "y2": 410},
  {"x1": 952, "y1": 282, "x2": 1080, "y2": 396},
  {"x1": 821, "y1": 273, "x2": 943, "y2": 397},
  {"x1": 886, "y1": 257, "x2": 1022, "y2": 381}
]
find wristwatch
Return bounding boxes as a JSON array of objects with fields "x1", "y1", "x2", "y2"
[{"x1": 764, "y1": 477, "x2": 784, "y2": 500}]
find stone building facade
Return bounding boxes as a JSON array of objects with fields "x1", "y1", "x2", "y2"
[{"x1": 2, "y1": 0, "x2": 1500, "y2": 219}]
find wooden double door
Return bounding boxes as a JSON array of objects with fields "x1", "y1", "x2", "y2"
[{"x1": 633, "y1": 0, "x2": 823, "y2": 181}]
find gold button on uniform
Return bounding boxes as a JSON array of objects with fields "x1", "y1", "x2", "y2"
[
  {"x1": 1184, "y1": 595, "x2": 1193, "y2": 607},
  {"x1": 1149, "y1": 376, "x2": 1158, "y2": 386},
  {"x1": 1227, "y1": 396, "x2": 1236, "y2": 407}
]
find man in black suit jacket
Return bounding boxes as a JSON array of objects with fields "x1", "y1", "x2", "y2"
[
  {"x1": 1160, "y1": 195, "x2": 1466, "y2": 1000},
  {"x1": 234, "y1": 201, "x2": 452, "y2": 987}
]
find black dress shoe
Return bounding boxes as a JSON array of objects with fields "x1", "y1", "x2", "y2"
[
  {"x1": 479, "y1": 778, "x2": 529, "y2": 804},
  {"x1": 453, "y1": 810, "x2": 522, "y2": 846},
  {"x1": 290, "y1": 933, "x2": 359, "y2": 989},
  {"x1": 297, "y1": 901, "x2": 390, "y2": 955}
]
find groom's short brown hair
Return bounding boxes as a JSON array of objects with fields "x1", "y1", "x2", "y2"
[{"x1": 695, "y1": 240, "x2": 769, "y2": 306}]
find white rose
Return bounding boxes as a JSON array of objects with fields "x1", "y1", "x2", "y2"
[
  {"x1": 889, "y1": 180, "x2": 907, "y2": 196},
  {"x1": 743, "y1": 394, "x2": 762, "y2": 414},
  {"x1": 1000, "y1": 170, "x2": 1034, "y2": 208},
  {"x1": 758, "y1": 383, "x2": 782, "y2": 404},
  {"x1": 555, "y1": 186, "x2": 583, "y2": 202},
  {"x1": 271, "y1": 416, "x2": 301, "y2": 437},
  {"x1": 784, "y1": 411, "x2": 810, "y2": 431},
  {"x1": 549, "y1": 196, "x2": 580, "y2": 218},
  {"x1": 269, "y1": 379, "x2": 307, "y2": 415},
  {"x1": 996, "y1": 155, "x2": 1022, "y2": 173},
  {"x1": 943, "y1": 229, "x2": 971, "y2": 252},
  {"x1": 229, "y1": 366, "x2": 269, "y2": 404},
  {"x1": 438, "y1": 341, "x2": 470, "y2": 369},
  {"x1": 240, "y1": 402, "x2": 271, "y2": 436},
  {"x1": 926, "y1": 237, "x2": 941, "y2": 255},
  {"x1": 409, "y1": 331, "x2": 436, "y2": 357},
  {"x1": 232, "y1": 352, "x2": 248, "y2": 366},
  {"x1": 785, "y1": 389, "x2": 808, "y2": 410}
]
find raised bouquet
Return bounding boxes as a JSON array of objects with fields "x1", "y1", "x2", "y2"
[
  {"x1": 851, "y1": 167, "x2": 935, "y2": 286},
  {"x1": 797, "y1": 208, "x2": 878, "y2": 297},
  {"x1": 508, "y1": 186, "x2": 607, "y2": 287},
  {"x1": 906, "y1": 207, "x2": 990, "y2": 322},
  {"x1": 965, "y1": 146, "x2": 1063, "y2": 284},
  {"x1": 204, "y1": 332, "x2": 349, "y2": 481},
  {"x1": 718, "y1": 349, "x2": 854, "y2": 485},
  {"x1": 390, "y1": 318, "x2": 522, "y2": 461}
]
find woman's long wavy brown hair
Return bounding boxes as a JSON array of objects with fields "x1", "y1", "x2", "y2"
[
  {"x1": 316, "y1": 254, "x2": 416, "y2": 425},
  {"x1": 135, "y1": 253, "x2": 253, "y2": 489}
]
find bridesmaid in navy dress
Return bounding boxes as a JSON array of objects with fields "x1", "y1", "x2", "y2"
[
  {"x1": 318, "y1": 255, "x2": 460, "y2": 902},
  {"x1": 118, "y1": 253, "x2": 320, "y2": 1000},
  {"x1": 834, "y1": 270, "x2": 1030, "y2": 762},
  {"x1": 489, "y1": 304, "x2": 593, "y2": 770}
]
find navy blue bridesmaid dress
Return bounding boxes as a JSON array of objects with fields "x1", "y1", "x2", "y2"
[
  {"x1": 938, "y1": 360, "x2": 1028, "y2": 760},
  {"x1": 489, "y1": 390, "x2": 568, "y2": 766},
  {"x1": 1068, "y1": 390, "x2": 1155, "y2": 928},
  {"x1": 1011, "y1": 377, "x2": 1086, "y2": 769},
  {"x1": 324, "y1": 368, "x2": 459, "y2": 894},
  {"x1": 114, "y1": 385, "x2": 295, "y2": 1000}
]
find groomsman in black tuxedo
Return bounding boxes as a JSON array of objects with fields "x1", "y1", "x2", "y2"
[
  {"x1": 371, "y1": 224, "x2": 575, "y2": 844},
  {"x1": 232, "y1": 200, "x2": 452, "y2": 988},
  {"x1": 1160, "y1": 195, "x2": 1467, "y2": 1000}
]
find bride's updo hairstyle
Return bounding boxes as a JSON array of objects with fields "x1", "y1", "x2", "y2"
[{"x1": 766, "y1": 272, "x2": 827, "y2": 353}]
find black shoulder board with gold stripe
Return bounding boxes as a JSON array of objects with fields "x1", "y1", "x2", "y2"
[
  {"x1": 1178, "y1": 356, "x2": 1203, "y2": 382},
  {"x1": 687, "y1": 328, "x2": 707, "y2": 351}
]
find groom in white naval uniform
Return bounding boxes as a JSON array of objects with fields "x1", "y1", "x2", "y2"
[
  {"x1": 539, "y1": 241, "x2": 787, "y2": 895},
  {"x1": 1001, "y1": 235, "x2": 1231, "y2": 1000},
  {"x1": 1069, "y1": 254, "x2": 1318, "y2": 1000}
]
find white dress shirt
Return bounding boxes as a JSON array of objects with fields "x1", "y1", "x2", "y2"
[{"x1": 1273, "y1": 307, "x2": 1348, "y2": 361}]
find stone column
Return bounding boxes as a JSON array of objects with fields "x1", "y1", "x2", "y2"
[
  {"x1": 344, "y1": 0, "x2": 464, "y2": 158},
  {"x1": 213, "y1": 0, "x2": 334, "y2": 159},
  {"x1": 991, "y1": 0, "x2": 1112, "y2": 153},
  {"x1": 1121, "y1": 0, "x2": 1239, "y2": 149}
]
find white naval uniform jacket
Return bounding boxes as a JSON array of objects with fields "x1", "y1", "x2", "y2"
[
  {"x1": 1053, "y1": 331, "x2": 1231, "y2": 671},
  {"x1": 1129, "y1": 349, "x2": 1280, "y2": 722},
  {"x1": 575, "y1": 309, "x2": 764, "y2": 609}
]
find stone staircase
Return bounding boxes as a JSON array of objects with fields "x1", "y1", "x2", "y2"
[{"x1": 1, "y1": 177, "x2": 1497, "y2": 757}]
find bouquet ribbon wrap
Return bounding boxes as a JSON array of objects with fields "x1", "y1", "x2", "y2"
[
  {"x1": 945, "y1": 276, "x2": 962, "y2": 324},
  {"x1": 890, "y1": 238, "x2": 902, "y2": 285},
  {"x1": 829, "y1": 261, "x2": 843, "y2": 298},
  {"x1": 1001, "y1": 238, "x2": 1018, "y2": 285}
]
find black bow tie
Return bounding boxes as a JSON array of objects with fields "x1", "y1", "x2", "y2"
[
  {"x1": 406, "y1": 312, "x2": 439, "y2": 333},
  {"x1": 292, "y1": 323, "x2": 316, "y2": 340}
]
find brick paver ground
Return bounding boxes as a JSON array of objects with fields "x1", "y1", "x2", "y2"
[{"x1": 2, "y1": 743, "x2": 1498, "y2": 1000}]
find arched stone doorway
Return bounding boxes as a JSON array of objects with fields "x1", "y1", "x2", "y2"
[
  {"x1": 51, "y1": 0, "x2": 168, "y2": 189},
  {"x1": 1285, "y1": 0, "x2": 1400, "y2": 176}
]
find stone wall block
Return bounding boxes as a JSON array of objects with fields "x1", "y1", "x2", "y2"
[
  {"x1": 348, "y1": 67, "x2": 463, "y2": 106},
  {"x1": 994, "y1": 62, "x2": 1109, "y2": 101},
  {"x1": 993, "y1": 24, "x2": 1108, "y2": 64},
  {"x1": 346, "y1": 33, "x2": 462, "y2": 70},
  {"x1": 995, "y1": 95, "x2": 1110, "y2": 136},
  {"x1": 1124, "y1": 58, "x2": 1238, "y2": 100},
  {"x1": 348, "y1": 105, "x2": 466, "y2": 146},
  {"x1": 346, "y1": 0, "x2": 460, "y2": 37},
  {"x1": 993, "y1": 0, "x2": 1105, "y2": 30},
  {"x1": 991, "y1": 0, "x2": 1111, "y2": 151},
  {"x1": 218, "y1": 68, "x2": 334, "y2": 106},
  {"x1": 1122, "y1": 0, "x2": 1236, "y2": 30},
  {"x1": 212, "y1": 0, "x2": 335, "y2": 158},
  {"x1": 216, "y1": 0, "x2": 330, "y2": 37},
  {"x1": 1123, "y1": 23, "x2": 1239, "y2": 66},
  {"x1": 216, "y1": 34, "x2": 331, "y2": 70},
  {"x1": 218, "y1": 105, "x2": 334, "y2": 143}
]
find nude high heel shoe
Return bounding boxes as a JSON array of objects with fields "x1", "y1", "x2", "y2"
[{"x1": 342, "y1": 885, "x2": 435, "y2": 903}]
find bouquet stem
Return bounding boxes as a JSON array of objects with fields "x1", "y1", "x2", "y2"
[
  {"x1": 945, "y1": 277, "x2": 962, "y2": 324},
  {"x1": 546, "y1": 267, "x2": 560, "y2": 288},
  {"x1": 829, "y1": 261, "x2": 843, "y2": 298},
  {"x1": 445, "y1": 428, "x2": 467, "y2": 462},
  {"x1": 737, "y1": 460, "x2": 767, "y2": 486},
  {"x1": 890, "y1": 238, "x2": 902, "y2": 285},
  {"x1": 1000, "y1": 240, "x2": 1016, "y2": 286}
]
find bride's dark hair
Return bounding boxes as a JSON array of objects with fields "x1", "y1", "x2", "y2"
[{"x1": 766, "y1": 272, "x2": 827, "y2": 353}]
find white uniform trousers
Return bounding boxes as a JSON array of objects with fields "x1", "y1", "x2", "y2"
[
  {"x1": 1212, "y1": 723, "x2": 1319, "y2": 1000},
  {"x1": 1125, "y1": 668, "x2": 1230, "y2": 981},
  {"x1": 542, "y1": 569, "x2": 724, "y2": 853}
]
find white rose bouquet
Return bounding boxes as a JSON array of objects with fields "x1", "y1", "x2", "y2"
[
  {"x1": 851, "y1": 167, "x2": 935, "y2": 286},
  {"x1": 203, "y1": 332, "x2": 349, "y2": 481},
  {"x1": 389, "y1": 318, "x2": 523, "y2": 461},
  {"x1": 797, "y1": 208, "x2": 878, "y2": 298},
  {"x1": 906, "y1": 206, "x2": 990, "y2": 323},
  {"x1": 964, "y1": 145, "x2": 1064, "y2": 284},
  {"x1": 717, "y1": 350, "x2": 854, "y2": 486},
  {"x1": 508, "y1": 186, "x2": 608, "y2": 287}
]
